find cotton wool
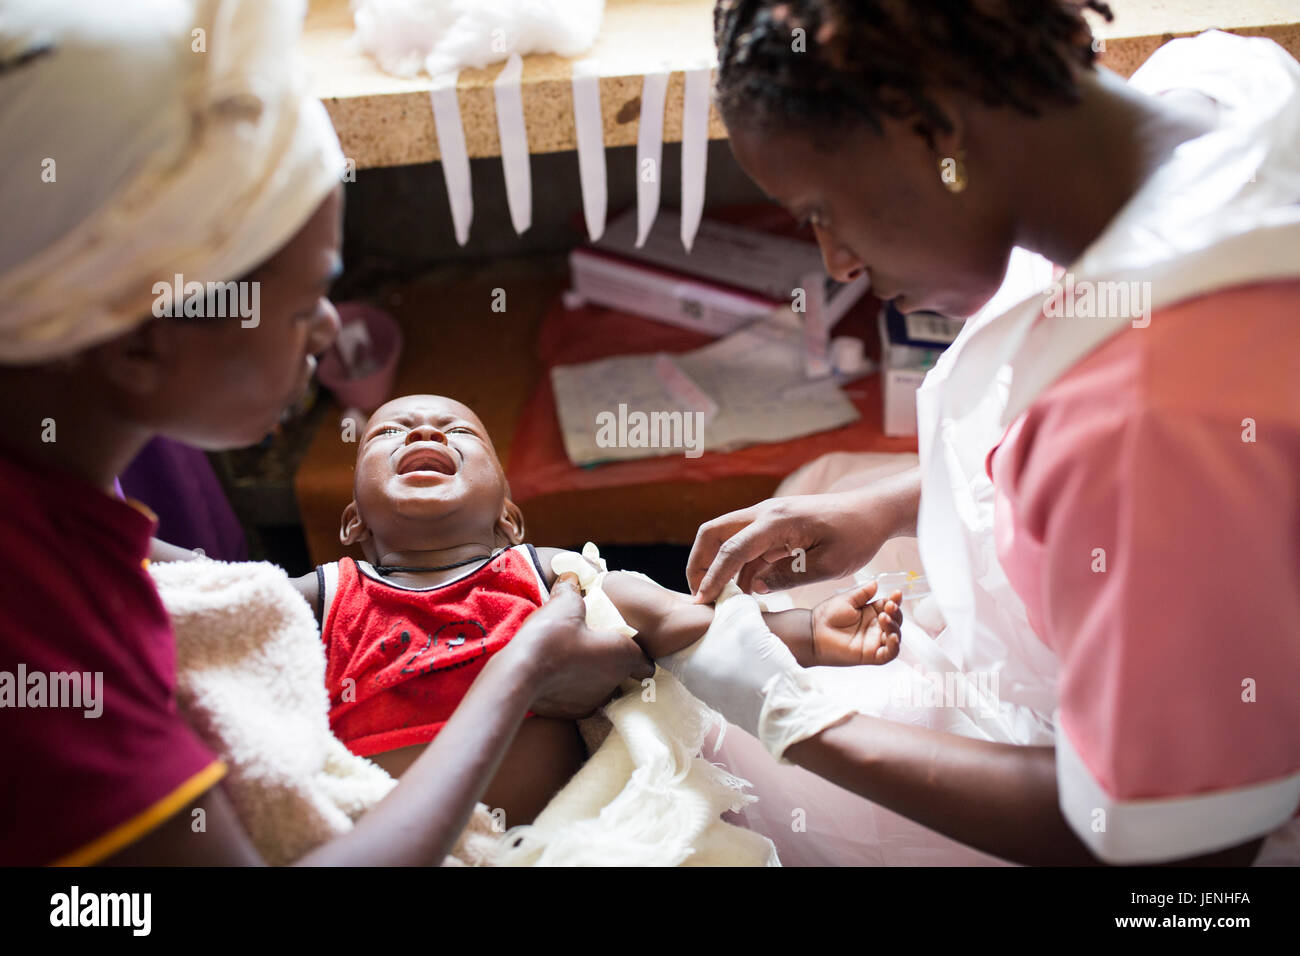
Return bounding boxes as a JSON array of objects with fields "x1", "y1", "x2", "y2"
[{"x1": 351, "y1": 0, "x2": 605, "y2": 78}]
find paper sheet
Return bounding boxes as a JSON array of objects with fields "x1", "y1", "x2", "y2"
[{"x1": 551, "y1": 316, "x2": 860, "y2": 465}]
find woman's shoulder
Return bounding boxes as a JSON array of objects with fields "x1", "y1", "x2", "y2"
[
  {"x1": 0, "y1": 457, "x2": 222, "y2": 865},
  {"x1": 1132, "y1": 277, "x2": 1300, "y2": 411},
  {"x1": 1024, "y1": 277, "x2": 1300, "y2": 447},
  {"x1": 1001, "y1": 278, "x2": 1300, "y2": 515}
]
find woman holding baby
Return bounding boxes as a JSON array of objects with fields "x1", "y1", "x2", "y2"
[
  {"x1": 669, "y1": 0, "x2": 1300, "y2": 865},
  {"x1": 0, "y1": 0, "x2": 649, "y2": 866}
]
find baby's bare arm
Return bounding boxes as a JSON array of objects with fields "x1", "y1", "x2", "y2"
[
  {"x1": 601, "y1": 571, "x2": 814, "y2": 662},
  {"x1": 600, "y1": 572, "x2": 712, "y2": 658}
]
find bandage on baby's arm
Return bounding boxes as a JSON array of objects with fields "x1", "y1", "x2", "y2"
[{"x1": 600, "y1": 572, "x2": 814, "y2": 662}]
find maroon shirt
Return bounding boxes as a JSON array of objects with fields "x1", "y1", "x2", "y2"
[{"x1": 0, "y1": 454, "x2": 222, "y2": 865}]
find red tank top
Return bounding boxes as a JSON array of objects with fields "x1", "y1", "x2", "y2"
[{"x1": 320, "y1": 544, "x2": 548, "y2": 756}]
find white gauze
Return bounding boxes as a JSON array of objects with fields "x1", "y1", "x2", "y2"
[{"x1": 504, "y1": 543, "x2": 779, "y2": 866}]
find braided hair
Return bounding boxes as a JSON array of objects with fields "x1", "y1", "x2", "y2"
[{"x1": 713, "y1": 0, "x2": 1114, "y2": 146}]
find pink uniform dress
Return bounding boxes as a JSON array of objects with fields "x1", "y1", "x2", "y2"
[{"x1": 990, "y1": 279, "x2": 1300, "y2": 862}]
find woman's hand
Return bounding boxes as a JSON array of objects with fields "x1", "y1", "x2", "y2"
[
  {"x1": 501, "y1": 573, "x2": 654, "y2": 719},
  {"x1": 687, "y1": 468, "x2": 921, "y2": 604}
]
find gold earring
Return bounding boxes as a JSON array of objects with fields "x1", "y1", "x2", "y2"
[{"x1": 939, "y1": 149, "x2": 968, "y2": 194}]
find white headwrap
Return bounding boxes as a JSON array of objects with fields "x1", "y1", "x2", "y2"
[{"x1": 0, "y1": 0, "x2": 345, "y2": 364}]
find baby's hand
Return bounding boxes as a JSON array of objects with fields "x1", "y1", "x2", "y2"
[{"x1": 809, "y1": 582, "x2": 902, "y2": 666}]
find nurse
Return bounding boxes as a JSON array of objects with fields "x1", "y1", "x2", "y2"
[{"x1": 667, "y1": 1, "x2": 1300, "y2": 864}]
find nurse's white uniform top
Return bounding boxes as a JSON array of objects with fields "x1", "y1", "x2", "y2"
[{"x1": 916, "y1": 29, "x2": 1300, "y2": 864}]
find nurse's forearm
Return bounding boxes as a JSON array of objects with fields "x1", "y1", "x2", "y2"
[
  {"x1": 860, "y1": 464, "x2": 922, "y2": 540},
  {"x1": 784, "y1": 715, "x2": 1101, "y2": 866}
]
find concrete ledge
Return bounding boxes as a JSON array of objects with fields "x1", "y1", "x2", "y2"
[{"x1": 305, "y1": 0, "x2": 1300, "y2": 170}]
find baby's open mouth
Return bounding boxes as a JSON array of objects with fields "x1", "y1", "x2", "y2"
[{"x1": 395, "y1": 444, "x2": 458, "y2": 476}]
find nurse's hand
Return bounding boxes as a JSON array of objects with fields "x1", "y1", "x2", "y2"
[
  {"x1": 503, "y1": 573, "x2": 654, "y2": 719},
  {"x1": 688, "y1": 468, "x2": 922, "y2": 604},
  {"x1": 686, "y1": 479, "x2": 910, "y2": 604}
]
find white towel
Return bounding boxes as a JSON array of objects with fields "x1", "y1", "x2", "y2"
[
  {"x1": 152, "y1": 558, "x2": 392, "y2": 865},
  {"x1": 152, "y1": 557, "x2": 500, "y2": 866}
]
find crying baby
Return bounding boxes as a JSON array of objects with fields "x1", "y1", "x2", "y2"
[{"x1": 289, "y1": 394, "x2": 904, "y2": 827}]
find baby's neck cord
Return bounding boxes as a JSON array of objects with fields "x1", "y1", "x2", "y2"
[{"x1": 372, "y1": 548, "x2": 501, "y2": 577}]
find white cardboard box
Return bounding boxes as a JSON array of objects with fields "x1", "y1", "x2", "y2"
[
  {"x1": 878, "y1": 305, "x2": 965, "y2": 437},
  {"x1": 569, "y1": 208, "x2": 870, "y2": 338}
]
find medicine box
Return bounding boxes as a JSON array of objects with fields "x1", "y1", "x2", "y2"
[
  {"x1": 878, "y1": 303, "x2": 966, "y2": 437},
  {"x1": 569, "y1": 208, "x2": 870, "y2": 337}
]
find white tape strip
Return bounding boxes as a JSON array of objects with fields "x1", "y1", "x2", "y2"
[
  {"x1": 493, "y1": 53, "x2": 531, "y2": 236},
  {"x1": 800, "y1": 270, "x2": 832, "y2": 378},
  {"x1": 635, "y1": 69, "x2": 670, "y2": 248},
  {"x1": 571, "y1": 58, "x2": 607, "y2": 242},
  {"x1": 680, "y1": 65, "x2": 712, "y2": 252},
  {"x1": 430, "y1": 71, "x2": 472, "y2": 246}
]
